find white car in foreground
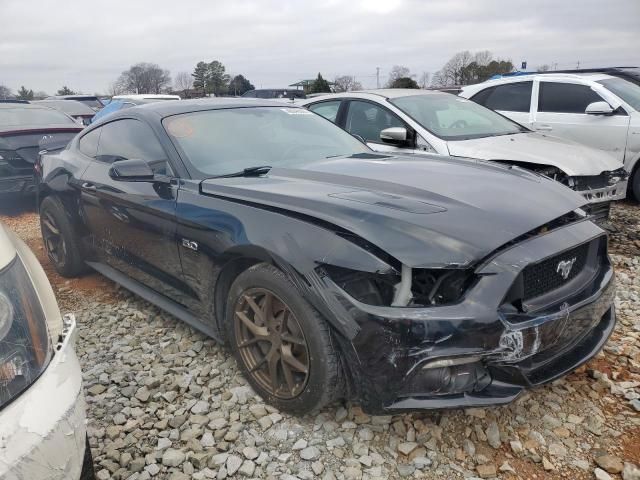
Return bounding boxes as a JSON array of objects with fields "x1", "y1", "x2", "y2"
[
  {"x1": 302, "y1": 90, "x2": 627, "y2": 221},
  {"x1": 460, "y1": 71, "x2": 640, "y2": 201},
  {"x1": 0, "y1": 223, "x2": 91, "y2": 479}
]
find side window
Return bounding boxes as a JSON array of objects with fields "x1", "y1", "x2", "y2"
[
  {"x1": 308, "y1": 101, "x2": 341, "y2": 123},
  {"x1": 345, "y1": 100, "x2": 405, "y2": 143},
  {"x1": 96, "y1": 119, "x2": 173, "y2": 175},
  {"x1": 78, "y1": 128, "x2": 101, "y2": 158},
  {"x1": 538, "y1": 82, "x2": 603, "y2": 113},
  {"x1": 472, "y1": 82, "x2": 532, "y2": 112}
]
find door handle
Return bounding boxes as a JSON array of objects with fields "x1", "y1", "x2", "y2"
[
  {"x1": 82, "y1": 182, "x2": 97, "y2": 192},
  {"x1": 535, "y1": 124, "x2": 553, "y2": 131}
]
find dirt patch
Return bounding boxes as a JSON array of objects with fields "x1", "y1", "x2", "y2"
[
  {"x1": 621, "y1": 426, "x2": 640, "y2": 463},
  {"x1": 1, "y1": 204, "x2": 118, "y2": 311}
]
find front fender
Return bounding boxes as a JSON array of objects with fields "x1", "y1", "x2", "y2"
[{"x1": 176, "y1": 187, "x2": 396, "y2": 338}]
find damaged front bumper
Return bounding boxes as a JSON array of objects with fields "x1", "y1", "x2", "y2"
[
  {"x1": 572, "y1": 170, "x2": 628, "y2": 222},
  {"x1": 0, "y1": 314, "x2": 87, "y2": 480},
  {"x1": 315, "y1": 219, "x2": 616, "y2": 414}
]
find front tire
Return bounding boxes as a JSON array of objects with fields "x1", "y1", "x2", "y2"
[
  {"x1": 225, "y1": 263, "x2": 342, "y2": 415},
  {"x1": 39, "y1": 196, "x2": 86, "y2": 277},
  {"x1": 630, "y1": 167, "x2": 640, "y2": 203}
]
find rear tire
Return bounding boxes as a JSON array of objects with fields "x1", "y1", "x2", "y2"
[
  {"x1": 225, "y1": 262, "x2": 342, "y2": 415},
  {"x1": 39, "y1": 196, "x2": 86, "y2": 277}
]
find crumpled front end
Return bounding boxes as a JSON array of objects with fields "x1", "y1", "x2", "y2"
[
  {"x1": 310, "y1": 218, "x2": 615, "y2": 414},
  {"x1": 569, "y1": 168, "x2": 628, "y2": 222},
  {"x1": 0, "y1": 314, "x2": 87, "y2": 480}
]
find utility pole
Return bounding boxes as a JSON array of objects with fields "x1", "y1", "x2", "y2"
[{"x1": 376, "y1": 67, "x2": 380, "y2": 89}]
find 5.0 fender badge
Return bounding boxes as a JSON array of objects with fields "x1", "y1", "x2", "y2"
[{"x1": 181, "y1": 239, "x2": 198, "y2": 251}]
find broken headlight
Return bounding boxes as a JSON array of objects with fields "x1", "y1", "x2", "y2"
[
  {"x1": 321, "y1": 265, "x2": 475, "y2": 307},
  {"x1": 0, "y1": 257, "x2": 52, "y2": 410}
]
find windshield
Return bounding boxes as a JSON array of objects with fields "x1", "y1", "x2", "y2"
[
  {"x1": 0, "y1": 107, "x2": 76, "y2": 127},
  {"x1": 597, "y1": 77, "x2": 640, "y2": 111},
  {"x1": 390, "y1": 94, "x2": 526, "y2": 140},
  {"x1": 163, "y1": 107, "x2": 371, "y2": 176}
]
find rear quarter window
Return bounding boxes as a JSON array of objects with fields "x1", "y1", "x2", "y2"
[{"x1": 471, "y1": 81, "x2": 532, "y2": 112}]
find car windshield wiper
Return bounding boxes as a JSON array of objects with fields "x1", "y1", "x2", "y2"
[{"x1": 207, "y1": 165, "x2": 272, "y2": 179}]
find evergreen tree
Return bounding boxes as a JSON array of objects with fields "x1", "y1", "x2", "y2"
[
  {"x1": 308, "y1": 73, "x2": 331, "y2": 94},
  {"x1": 17, "y1": 86, "x2": 34, "y2": 100},
  {"x1": 228, "y1": 74, "x2": 255, "y2": 96},
  {"x1": 208, "y1": 61, "x2": 230, "y2": 96},
  {"x1": 56, "y1": 86, "x2": 76, "y2": 95},
  {"x1": 388, "y1": 77, "x2": 419, "y2": 89},
  {"x1": 192, "y1": 62, "x2": 209, "y2": 96}
]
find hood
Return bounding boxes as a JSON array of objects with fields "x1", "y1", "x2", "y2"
[
  {"x1": 201, "y1": 155, "x2": 587, "y2": 268},
  {"x1": 446, "y1": 132, "x2": 622, "y2": 176}
]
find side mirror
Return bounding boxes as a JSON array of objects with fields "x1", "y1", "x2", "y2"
[
  {"x1": 109, "y1": 159, "x2": 155, "y2": 181},
  {"x1": 380, "y1": 127, "x2": 408, "y2": 144},
  {"x1": 585, "y1": 101, "x2": 614, "y2": 115}
]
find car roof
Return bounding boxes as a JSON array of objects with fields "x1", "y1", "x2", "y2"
[
  {"x1": 0, "y1": 102, "x2": 56, "y2": 110},
  {"x1": 33, "y1": 99, "x2": 96, "y2": 115},
  {"x1": 0, "y1": 102, "x2": 82, "y2": 131},
  {"x1": 113, "y1": 94, "x2": 181, "y2": 100},
  {"x1": 117, "y1": 98, "x2": 300, "y2": 119},
  {"x1": 45, "y1": 95, "x2": 101, "y2": 100},
  {"x1": 302, "y1": 89, "x2": 445, "y2": 103},
  {"x1": 475, "y1": 72, "x2": 615, "y2": 86}
]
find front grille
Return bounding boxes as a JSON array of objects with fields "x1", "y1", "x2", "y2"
[{"x1": 522, "y1": 242, "x2": 590, "y2": 300}]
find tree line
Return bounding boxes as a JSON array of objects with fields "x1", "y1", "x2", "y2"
[{"x1": 1, "y1": 50, "x2": 547, "y2": 100}]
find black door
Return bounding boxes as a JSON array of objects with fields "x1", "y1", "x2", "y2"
[{"x1": 79, "y1": 118, "x2": 191, "y2": 303}]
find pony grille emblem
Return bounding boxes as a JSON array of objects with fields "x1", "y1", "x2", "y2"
[{"x1": 556, "y1": 257, "x2": 577, "y2": 280}]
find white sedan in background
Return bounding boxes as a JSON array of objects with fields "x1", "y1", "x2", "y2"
[
  {"x1": 0, "y1": 222, "x2": 92, "y2": 479},
  {"x1": 460, "y1": 70, "x2": 640, "y2": 201},
  {"x1": 301, "y1": 89, "x2": 627, "y2": 221}
]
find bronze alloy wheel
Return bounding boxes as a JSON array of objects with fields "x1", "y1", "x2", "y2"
[
  {"x1": 41, "y1": 211, "x2": 66, "y2": 266},
  {"x1": 233, "y1": 287, "x2": 310, "y2": 399}
]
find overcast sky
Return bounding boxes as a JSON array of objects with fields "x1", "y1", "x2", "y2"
[{"x1": 1, "y1": 0, "x2": 639, "y2": 94}]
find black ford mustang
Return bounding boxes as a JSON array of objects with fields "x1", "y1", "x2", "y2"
[{"x1": 36, "y1": 99, "x2": 615, "y2": 414}]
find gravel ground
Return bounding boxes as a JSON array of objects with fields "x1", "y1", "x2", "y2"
[{"x1": 1, "y1": 199, "x2": 639, "y2": 480}]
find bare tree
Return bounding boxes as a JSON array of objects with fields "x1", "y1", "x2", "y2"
[
  {"x1": 0, "y1": 85, "x2": 12, "y2": 99},
  {"x1": 174, "y1": 71, "x2": 192, "y2": 93},
  {"x1": 333, "y1": 75, "x2": 363, "y2": 92},
  {"x1": 432, "y1": 51, "x2": 513, "y2": 86},
  {"x1": 386, "y1": 65, "x2": 412, "y2": 87},
  {"x1": 107, "y1": 81, "x2": 125, "y2": 97},
  {"x1": 418, "y1": 72, "x2": 430, "y2": 89},
  {"x1": 432, "y1": 51, "x2": 473, "y2": 87},
  {"x1": 473, "y1": 50, "x2": 493, "y2": 66},
  {"x1": 33, "y1": 91, "x2": 49, "y2": 100},
  {"x1": 116, "y1": 62, "x2": 172, "y2": 94},
  {"x1": 537, "y1": 64, "x2": 551, "y2": 72}
]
